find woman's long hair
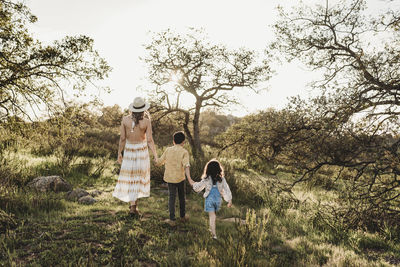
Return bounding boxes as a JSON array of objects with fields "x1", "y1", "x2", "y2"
[
  {"x1": 202, "y1": 159, "x2": 224, "y2": 185},
  {"x1": 131, "y1": 111, "x2": 144, "y2": 125}
]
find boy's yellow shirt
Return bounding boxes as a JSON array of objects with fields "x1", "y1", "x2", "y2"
[{"x1": 159, "y1": 145, "x2": 190, "y2": 183}]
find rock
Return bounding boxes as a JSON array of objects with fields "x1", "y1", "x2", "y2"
[
  {"x1": 66, "y1": 188, "x2": 89, "y2": 201},
  {"x1": 90, "y1": 190, "x2": 102, "y2": 197},
  {"x1": 27, "y1": 175, "x2": 72, "y2": 193},
  {"x1": 78, "y1": 195, "x2": 97, "y2": 205}
]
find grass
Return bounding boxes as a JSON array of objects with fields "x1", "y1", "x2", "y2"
[{"x1": 1, "y1": 152, "x2": 400, "y2": 266}]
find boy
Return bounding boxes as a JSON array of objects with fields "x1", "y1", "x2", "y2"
[{"x1": 157, "y1": 131, "x2": 191, "y2": 224}]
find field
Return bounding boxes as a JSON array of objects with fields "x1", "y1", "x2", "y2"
[{"x1": 1, "y1": 151, "x2": 399, "y2": 266}]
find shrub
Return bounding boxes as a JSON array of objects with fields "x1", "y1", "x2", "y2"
[
  {"x1": 353, "y1": 233, "x2": 390, "y2": 252},
  {"x1": 213, "y1": 209, "x2": 269, "y2": 266},
  {"x1": 78, "y1": 128, "x2": 119, "y2": 158},
  {"x1": 219, "y1": 159, "x2": 298, "y2": 214},
  {"x1": 0, "y1": 151, "x2": 34, "y2": 188}
]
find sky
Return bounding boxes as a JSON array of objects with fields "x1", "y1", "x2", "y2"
[{"x1": 25, "y1": 0, "x2": 392, "y2": 116}]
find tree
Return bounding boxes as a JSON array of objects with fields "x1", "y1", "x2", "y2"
[
  {"x1": 98, "y1": 104, "x2": 124, "y2": 128},
  {"x1": 199, "y1": 110, "x2": 239, "y2": 147},
  {"x1": 143, "y1": 29, "x2": 270, "y2": 158},
  {"x1": 272, "y1": 0, "x2": 400, "y2": 122},
  {"x1": 0, "y1": 1, "x2": 111, "y2": 121},
  {"x1": 242, "y1": 0, "x2": 400, "y2": 230},
  {"x1": 219, "y1": 100, "x2": 400, "y2": 230}
]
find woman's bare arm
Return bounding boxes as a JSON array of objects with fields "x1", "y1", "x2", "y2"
[
  {"x1": 146, "y1": 119, "x2": 158, "y2": 161},
  {"x1": 117, "y1": 117, "x2": 126, "y2": 164}
]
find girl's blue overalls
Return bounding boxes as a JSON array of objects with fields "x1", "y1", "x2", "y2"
[{"x1": 205, "y1": 184, "x2": 221, "y2": 212}]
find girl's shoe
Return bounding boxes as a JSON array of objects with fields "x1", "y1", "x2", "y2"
[{"x1": 209, "y1": 229, "x2": 217, "y2": 239}]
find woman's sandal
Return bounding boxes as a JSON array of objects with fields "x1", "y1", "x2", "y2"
[
  {"x1": 129, "y1": 204, "x2": 136, "y2": 214},
  {"x1": 129, "y1": 204, "x2": 140, "y2": 216}
]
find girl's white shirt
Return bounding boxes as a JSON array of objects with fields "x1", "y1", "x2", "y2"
[{"x1": 192, "y1": 176, "x2": 232, "y2": 202}]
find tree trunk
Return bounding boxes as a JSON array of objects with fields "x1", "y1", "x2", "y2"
[
  {"x1": 192, "y1": 101, "x2": 203, "y2": 159},
  {"x1": 182, "y1": 112, "x2": 197, "y2": 157}
]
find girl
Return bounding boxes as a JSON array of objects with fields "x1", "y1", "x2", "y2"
[{"x1": 188, "y1": 159, "x2": 232, "y2": 239}]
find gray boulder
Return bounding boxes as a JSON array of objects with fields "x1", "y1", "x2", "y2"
[
  {"x1": 90, "y1": 190, "x2": 102, "y2": 197},
  {"x1": 78, "y1": 195, "x2": 97, "y2": 205},
  {"x1": 27, "y1": 176, "x2": 72, "y2": 192},
  {"x1": 66, "y1": 188, "x2": 89, "y2": 201}
]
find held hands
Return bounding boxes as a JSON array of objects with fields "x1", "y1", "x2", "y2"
[
  {"x1": 187, "y1": 177, "x2": 194, "y2": 186},
  {"x1": 227, "y1": 201, "x2": 232, "y2": 208},
  {"x1": 153, "y1": 151, "x2": 159, "y2": 165}
]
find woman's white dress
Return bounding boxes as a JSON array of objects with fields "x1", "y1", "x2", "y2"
[{"x1": 112, "y1": 141, "x2": 150, "y2": 202}]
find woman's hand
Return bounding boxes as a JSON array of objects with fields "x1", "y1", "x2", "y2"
[
  {"x1": 227, "y1": 201, "x2": 232, "y2": 208},
  {"x1": 117, "y1": 153, "x2": 123, "y2": 164}
]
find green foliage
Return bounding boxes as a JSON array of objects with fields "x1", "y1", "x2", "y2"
[
  {"x1": 199, "y1": 110, "x2": 240, "y2": 146},
  {"x1": 267, "y1": 0, "x2": 400, "y2": 232},
  {"x1": 0, "y1": 148, "x2": 34, "y2": 188},
  {"x1": 272, "y1": 0, "x2": 400, "y2": 121},
  {"x1": 219, "y1": 105, "x2": 400, "y2": 231},
  {"x1": 204, "y1": 209, "x2": 270, "y2": 266},
  {"x1": 0, "y1": 0, "x2": 111, "y2": 121},
  {"x1": 98, "y1": 105, "x2": 123, "y2": 128},
  {"x1": 50, "y1": 113, "x2": 84, "y2": 176},
  {"x1": 79, "y1": 128, "x2": 119, "y2": 158},
  {"x1": 352, "y1": 233, "x2": 390, "y2": 252},
  {"x1": 382, "y1": 223, "x2": 400, "y2": 243},
  {"x1": 220, "y1": 159, "x2": 298, "y2": 216},
  {"x1": 26, "y1": 103, "x2": 120, "y2": 177},
  {"x1": 0, "y1": 122, "x2": 43, "y2": 190},
  {"x1": 217, "y1": 108, "x2": 310, "y2": 173}
]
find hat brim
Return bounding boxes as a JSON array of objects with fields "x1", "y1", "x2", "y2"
[{"x1": 128, "y1": 102, "x2": 150, "y2": 112}]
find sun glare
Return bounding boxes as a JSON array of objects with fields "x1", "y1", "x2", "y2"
[{"x1": 170, "y1": 70, "x2": 182, "y2": 84}]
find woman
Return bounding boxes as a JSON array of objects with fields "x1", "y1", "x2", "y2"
[{"x1": 112, "y1": 97, "x2": 158, "y2": 215}]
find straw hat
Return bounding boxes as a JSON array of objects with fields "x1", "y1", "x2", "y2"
[{"x1": 128, "y1": 97, "x2": 150, "y2": 112}]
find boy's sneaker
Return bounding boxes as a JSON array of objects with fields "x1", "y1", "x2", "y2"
[
  {"x1": 179, "y1": 215, "x2": 189, "y2": 222},
  {"x1": 165, "y1": 219, "x2": 176, "y2": 226}
]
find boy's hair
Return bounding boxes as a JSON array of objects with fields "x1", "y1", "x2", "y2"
[
  {"x1": 173, "y1": 131, "x2": 185, "y2": 144},
  {"x1": 202, "y1": 159, "x2": 224, "y2": 185}
]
